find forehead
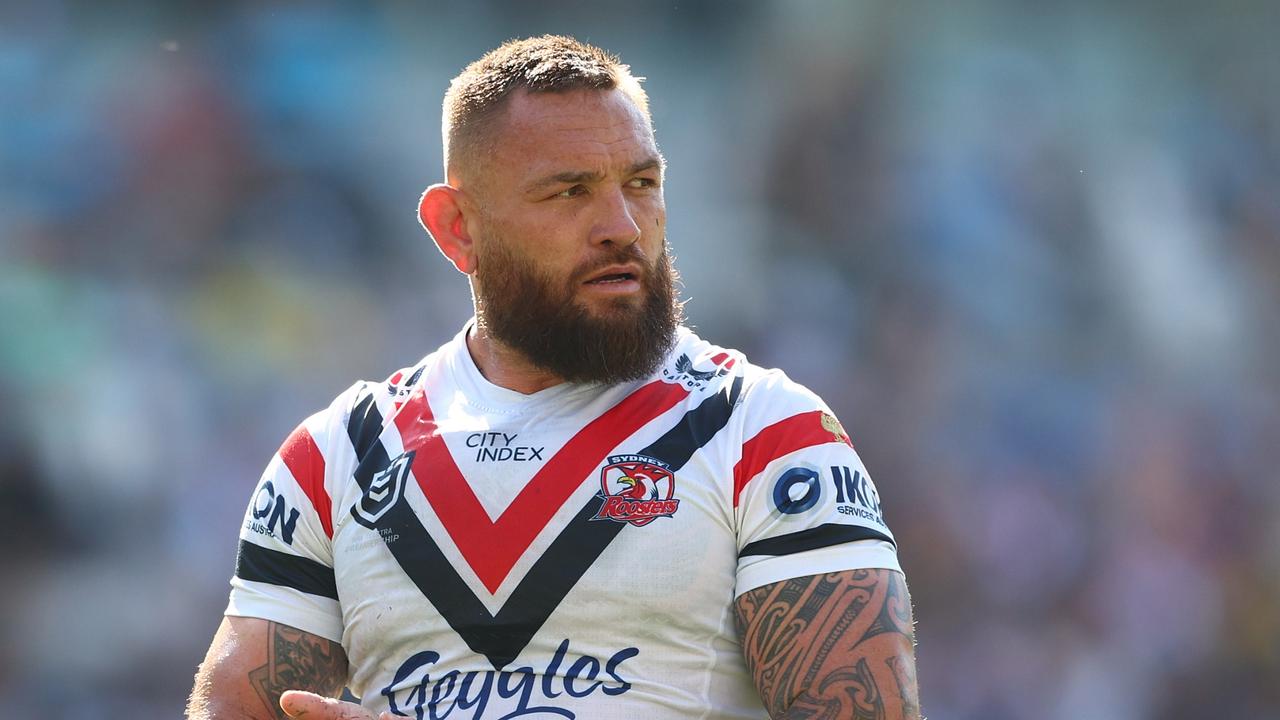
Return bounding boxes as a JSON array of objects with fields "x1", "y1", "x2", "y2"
[{"x1": 489, "y1": 88, "x2": 658, "y2": 180}]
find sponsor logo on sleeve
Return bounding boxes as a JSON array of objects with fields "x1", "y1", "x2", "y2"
[
  {"x1": 772, "y1": 466, "x2": 822, "y2": 515},
  {"x1": 771, "y1": 464, "x2": 886, "y2": 525},
  {"x1": 382, "y1": 639, "x2": 637, "y2": 720},
  {"x1": 831, "y1": 465, "x2": 885, "y2": 525},
  {"x1": 246, "y1": 480, "x2": 300, "y2": 544},
  {"x1": 591, "y1": 455, "x2": 680, "y2": 526}
]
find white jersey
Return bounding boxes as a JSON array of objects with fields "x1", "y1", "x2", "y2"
[{"x1": 227, "y1": 324, "x2": 900, "y2": 719}]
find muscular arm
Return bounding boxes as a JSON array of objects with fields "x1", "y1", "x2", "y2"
[
  {"x1": 735, "y1": 568, "x2": 921, "y2": 720},
  {"x1": 187, "y1": 617, "x2": 350, "y2": 720}
]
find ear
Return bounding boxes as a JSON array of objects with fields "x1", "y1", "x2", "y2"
[{"x1": 418, "y1": 184, "x2": 476, "y2": 275}]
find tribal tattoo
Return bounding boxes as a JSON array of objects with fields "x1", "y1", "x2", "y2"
[
  {"x1": 735, "y1": 569, "x2": 919, "y2": 720},
  {"x1": 247, "y1": 622, "x2": 349, "y2": 720}
]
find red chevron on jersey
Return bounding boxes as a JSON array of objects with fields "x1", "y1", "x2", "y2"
[
  {"x1": 391, "y1": 379, "x2": 690, "y2": 593},
  {"x1": 227, "y1": 326, "x2": 902, "y2": 717},
  {"x1": 279, "y1": 424, "x2": 332, "y2": 539}
]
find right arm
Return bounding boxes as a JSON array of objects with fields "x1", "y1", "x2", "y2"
[
  {"x1": 187, "y1": 616, "x2": 350, "y2": 720},
  {"x1": 195, "y1": 390, "x2": 383, "y2": 719}
]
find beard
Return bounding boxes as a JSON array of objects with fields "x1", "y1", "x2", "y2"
[{"x1": 472, "y1": 238, "x2": 683, "y2": 386}]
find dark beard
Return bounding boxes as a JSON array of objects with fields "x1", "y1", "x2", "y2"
[{"x1": 473, "y1": 241, "x2": 683, "y2": 386}]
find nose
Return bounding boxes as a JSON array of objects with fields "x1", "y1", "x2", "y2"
[{"x1": 591, "y1": 187, "x2": 641, "y2": 248}]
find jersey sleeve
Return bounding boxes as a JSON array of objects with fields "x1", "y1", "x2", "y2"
[
  {"x1": 732, "y1": 369, "x2": 900, "y2": 597},
  {"x1": 225, "y1": 397, "x2": 346, "y2": 642}
]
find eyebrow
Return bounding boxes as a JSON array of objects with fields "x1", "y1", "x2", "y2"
[{"x1": 527, "y1": 157, "x2": 664, "y2": 193}]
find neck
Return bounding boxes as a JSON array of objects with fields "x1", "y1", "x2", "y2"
[{"x1": 466, "y1": 319, "x2": 565, "y2": 395}]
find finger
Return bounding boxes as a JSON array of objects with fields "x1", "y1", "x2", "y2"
[
  {"x1": 279, "y1": 691, "x2": 327, "y2": 718},
  {"x1": 279, "y1": 690, "x2": 374, "y2": 720}
]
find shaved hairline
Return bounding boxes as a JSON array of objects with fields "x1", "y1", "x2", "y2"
[
  {"x1": 445, "y1": 81, "x2": 652, "y2": 188},
  {"x1": 448, "y1": 83, "x2": 650, "y2": 188},
  {"x1": 440, "y1": 36, "x2": 652, "y2": 187}
]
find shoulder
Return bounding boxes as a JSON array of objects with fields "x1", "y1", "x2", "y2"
[
  {"x1": 663, "y1": 328, "x2": 831, "y2": 418},
  {"x1": 657, "y1": 329, "x2": 847, "y2": 448},
  {"x1": 308, "y1": 351, "x2": 441, "y2": 459},
  {"x1": 738, "y1": 364, "x2": 833, "y2": 424}
]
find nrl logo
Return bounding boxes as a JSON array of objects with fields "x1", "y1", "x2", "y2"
[
  {"x1": 352, "y1": 451, "x2": 414, "y2": 529},
  {"x1": 591, "y1": 454, "x2": 680, "y2": 527}
]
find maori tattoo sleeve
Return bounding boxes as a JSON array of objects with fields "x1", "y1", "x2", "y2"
[
  {"x1": 247, "y1": 622, "x2": 349, "y2": 720},
  {"x1": 735, "y1": 569, "x2": 920, "y2": 720}
]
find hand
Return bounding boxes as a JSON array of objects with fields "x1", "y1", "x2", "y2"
[{"x1": 280, "y1": 690, "x2": 393, "y2": 720}]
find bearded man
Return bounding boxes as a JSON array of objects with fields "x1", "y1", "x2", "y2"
[{"x1": 187, "y1": 35, "x2": 920, "y2": 720}]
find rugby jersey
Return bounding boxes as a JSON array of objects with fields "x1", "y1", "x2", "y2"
[{"x1": 226, "y1": 324, "x2": 900, "y2": 719}]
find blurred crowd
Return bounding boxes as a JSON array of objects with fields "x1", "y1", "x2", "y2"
[{"x1": 1, "y1": 2, "x2": 1277, "y2": 718}]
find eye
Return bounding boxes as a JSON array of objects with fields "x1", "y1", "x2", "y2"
[
  {"x1": 555, "y1": 184, "x2": 588, "y2": 199},
  {"x1": 627, "y1": 177, "x2": 659, "y2": 189}
]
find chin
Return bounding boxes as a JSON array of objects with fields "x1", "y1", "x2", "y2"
[
  {"x1": 575, "y1": 291, "x2": 638, "y2": 310},
  {"x1": 593, "y1": 296, "x2": 644, "y2": 315}
]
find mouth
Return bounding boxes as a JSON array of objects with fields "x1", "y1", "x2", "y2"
[
  {"x1": 583, "y1": 265, "x2": 642, "y2": 286},
  {"x1": 581, "y1": 263, "x2": 644, "y2": 296}
]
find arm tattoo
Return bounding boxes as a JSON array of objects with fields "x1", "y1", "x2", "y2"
[
  {"x1": 247, "y1": 622, "x2": 348, "y2": 720},
  {"x1": 735, "y1": 569, "x2": 920, "y2": 720}
]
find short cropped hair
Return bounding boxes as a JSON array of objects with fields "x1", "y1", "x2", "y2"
[{"x1": 442, "y1": 35, "x2": 650, "y2": 181}]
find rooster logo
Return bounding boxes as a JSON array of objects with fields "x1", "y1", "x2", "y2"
[
  {"x1": 593, "y1": 454, "x2": 680, "y2": 526},
  {"x1": 617, "y1": 470, "x2": 661, "y2": 501}
]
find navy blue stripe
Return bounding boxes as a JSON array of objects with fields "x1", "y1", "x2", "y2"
[
  {"x1": 487, "y1": 378, "x2": 744, "y2": 666},
  {"x1": 738, "y1": 523, "x2": 896, "y2": 558},
  {"x1": 406, "y1": 365, "x2": 425, "y2": 387},
  {"x1": 643, "y1": 375, "x2": 743, "y2": 469},
  {"x1": 342, "y1": 376, "x2": 744, "y2": 669},
  {"x1": 235, "y1": 540, "x2": 338, "y2": 600},
  {"x1": 348, "y1": 388, "x2": 384, "y2": 470},
  {"x1": 345, "y1": 391, "x2": 509, "y2": 662}
]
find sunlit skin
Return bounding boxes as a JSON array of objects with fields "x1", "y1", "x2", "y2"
[{"x1": 418, "y1": 88, "x2": 667, "y2": 394}]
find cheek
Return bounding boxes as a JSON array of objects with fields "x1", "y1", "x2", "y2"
[
  {"x1": 643, "y1": 197, "x2": 665, "y2": 225},
  {"x1": 643, "y1": 201, "x2": 667, "y2": 248},
  {"x1": 504, "y1": 218, "x2": 586, "y2": 278},
  {"x1": 489, "y1": 211, "x2": 561, "y2": 253}
]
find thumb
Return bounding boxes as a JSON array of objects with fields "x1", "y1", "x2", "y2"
[{"x1": 279, "y1": 690, "x2": 375, "y2": 720}]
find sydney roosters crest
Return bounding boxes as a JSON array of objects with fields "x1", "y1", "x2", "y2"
[{"x1": 591, "y1": 454, "x2": 680, "y2": 526}]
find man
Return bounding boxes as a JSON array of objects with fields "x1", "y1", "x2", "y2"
[{"x1": 188, "y1": 35, "x2": 920, "y2": 720}]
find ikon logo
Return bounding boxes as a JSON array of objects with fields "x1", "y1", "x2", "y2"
[
  {"x1": 773, "y1": 466, "x2": 821, "y2": 515},
  {"x1": 352, "y1": 451, "x2": 414, "y2": 528}
]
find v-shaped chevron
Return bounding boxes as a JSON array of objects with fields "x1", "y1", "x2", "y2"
[
  {"x1": 391, "y1": 379, "x2": 690, "y2": 593},
  {"x1": 346, "y1": 374, "x2": 743, "y2": 669}
]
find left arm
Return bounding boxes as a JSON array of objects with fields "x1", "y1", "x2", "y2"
[{"x1": 734, "y1": 568, "x2": 920, "y2": 720}]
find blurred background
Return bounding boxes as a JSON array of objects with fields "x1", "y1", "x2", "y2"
[{"x1": 2, "y1": 1, "x2": 1277, "y2": 718}]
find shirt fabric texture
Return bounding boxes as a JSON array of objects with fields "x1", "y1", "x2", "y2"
[{"x1": 227, "y1": 324, "x2": 900, "y2": 719}]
